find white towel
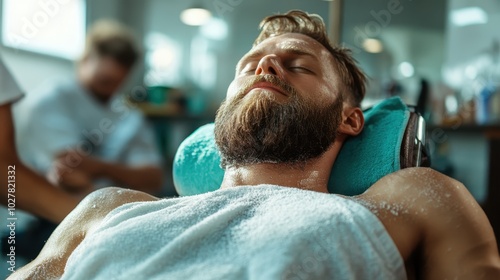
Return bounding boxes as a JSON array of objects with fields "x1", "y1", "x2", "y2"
[{"x1": 62, "y1": 185, "x2": 406, "y2": 280}]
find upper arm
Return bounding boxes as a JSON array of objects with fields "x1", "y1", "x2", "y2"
[
  {"x1": 8, "y1": 187, "x2": 158, "y2": 279},
  {"x1": 0, "y1": 104, "x2": 15, "y2": 156},
  {"x1": 361, "y1": 168, "x2": 500, "y2": 279},
  {"x1": 412, "y1": 170, "x2": 500, "y2": 279}
]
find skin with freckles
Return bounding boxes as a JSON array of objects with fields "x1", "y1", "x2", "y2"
[{"x1": 9, "y1": 33, "x2": 500, "y2": 280}]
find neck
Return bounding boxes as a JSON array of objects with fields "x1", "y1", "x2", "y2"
[{"x1": 220, "y1": 142, "x2": 342, "y2": 193}]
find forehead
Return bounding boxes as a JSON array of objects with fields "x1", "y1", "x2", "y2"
[{"x1": 239, "y1": 33, "x2": 333, "y2": 65}]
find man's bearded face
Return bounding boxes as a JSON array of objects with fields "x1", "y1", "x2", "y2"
[{"x1": 214, "y1": 74, "x2": 343, "y2": 168}]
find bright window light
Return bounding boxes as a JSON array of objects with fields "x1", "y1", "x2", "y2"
[
  {"x1": 201, "y1": 18, "x2": 228, "y2": 40},
  {"x1": 2, "y1": 0, "x2": 86, "y2": 60},
  {"x1": 144, "y1": 32, "x2": 182, "y2": 87},
  {"x1": 362, "y1": 38, "x2": 383, "y2": 53},
  {"x1": 190, "y1": 35, "x2": 216, "y2": 90},
  {"x1": 180, "y1": 8, "x2": 212, "y2": 26},
  {"x1": 399, "y1": 62, "x2": 415, "y2": 78},
  {"x1": 450, "y1": 7, "x2": 488, "y2": 27}
]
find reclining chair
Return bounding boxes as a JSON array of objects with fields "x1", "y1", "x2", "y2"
[{"x1": 173, "y1": 97, "x2": 430, "y2": 196}]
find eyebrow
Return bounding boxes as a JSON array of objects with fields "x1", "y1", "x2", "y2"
[
  {"x1": 236, "y1": 47, "x2": 319, "y2": 72},
  {"x1": 282, "y1": 47, "x2": 318, "y2": 60}
]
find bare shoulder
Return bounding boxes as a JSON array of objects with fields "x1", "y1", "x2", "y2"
[
  {"x1": 351, "y1": 168, "x2": 443, "y2": 261},
  {"x1": 355, "y1": 168, "x2": 500, "y2": 279},
  {"x1": 363, "y1": 167, "x2": 463, "y2": 197},
  {"x1": 8, "y1": 187, "x2": 158, "y2": 280},
  {"x1": 357, "y1": 167, "x2": 477, "y2": 222}
]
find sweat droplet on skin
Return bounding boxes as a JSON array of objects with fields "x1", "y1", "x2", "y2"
[
  {"x1": 299, "y1": 171, "x2": 319, "y2": 190},
  {"x1": 390, "y1": 209, "x2": 399, "y2": 216},
  {"x1": 352, "y1": 198, "x2": 404, "y2": 218}
]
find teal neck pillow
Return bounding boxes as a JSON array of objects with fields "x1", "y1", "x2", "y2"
[{"x1": 173, "y1": 97, "x2": 410, "y2": 196}]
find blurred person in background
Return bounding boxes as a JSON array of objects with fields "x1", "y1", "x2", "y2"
[
  {"x1": 9, "y1": 20, "x2": 163, "y2": 261},
  {"x1": 13, "y1": 20, "x2": 163, "y2": 197}
]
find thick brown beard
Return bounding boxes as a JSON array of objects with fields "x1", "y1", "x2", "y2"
[{"x1": 215, "y1": 74, "x2": 343, "y2": 169}]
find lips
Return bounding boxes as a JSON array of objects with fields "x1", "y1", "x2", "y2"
[{"x1": 248, "y1": 82, "x2": 288, "y2": 97}]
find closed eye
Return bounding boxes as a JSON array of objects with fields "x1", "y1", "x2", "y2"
[
  {"x1": 289, "y1": 66, "x2": 314, "y2": 74},
  {"x1": 239, "y1": 64, "x2": 258, "y2": 75},
  {"x1": 243, "y1": 68, "x2": 256, "y2": 74}
]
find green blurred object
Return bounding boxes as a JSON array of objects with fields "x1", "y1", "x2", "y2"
[{"x1": 147, "y1": 86, "x2": 171, "y2": 104}]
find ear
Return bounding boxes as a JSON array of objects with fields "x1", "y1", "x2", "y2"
[{"x1": 338, "y1": 106, "x2": 364, "y2": 136}]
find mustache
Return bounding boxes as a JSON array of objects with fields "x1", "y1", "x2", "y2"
[{"x1": 236, "y1": 74, "x2": 299, "y2": 100}]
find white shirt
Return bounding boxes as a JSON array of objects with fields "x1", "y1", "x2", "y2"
[
  {"x1": 13, "y1": 78, "x2": 162, "y2": 187},
  {"x1": 0, "y1": 57, "x2": 23, "y2": 105}
]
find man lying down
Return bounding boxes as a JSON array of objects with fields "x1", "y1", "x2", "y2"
[{"x1": 11, "y1": 11, "x2": 500, "y2": 280}]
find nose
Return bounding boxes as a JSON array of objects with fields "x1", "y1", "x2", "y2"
[{"x1": 255, "y1": 55, "x2": 284, "y2": 77}]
